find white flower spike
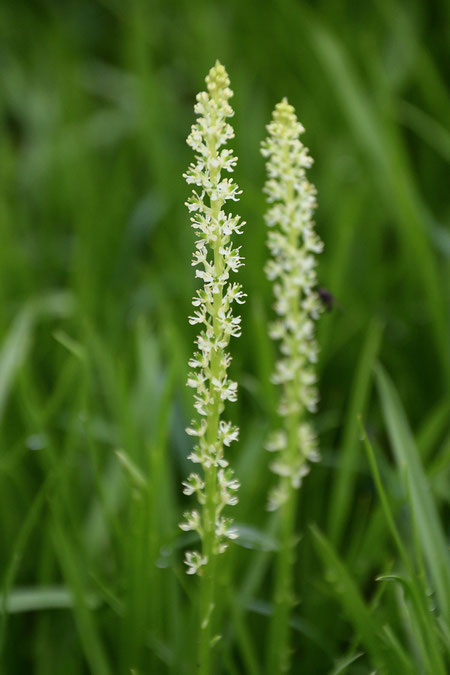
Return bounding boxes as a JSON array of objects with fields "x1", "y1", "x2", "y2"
[
  {"x1": 262, "y1": 98, "x2": 323, "y2": 674},
  {"x1": 261, "y1": 98, "x2": 323, "y2": 511},
  {"x1": 181, "y1": 60, "x2": 245, "y2": 675},
  {"x1": 182, "y1": 62, "x2": 244, "y2": 577}
]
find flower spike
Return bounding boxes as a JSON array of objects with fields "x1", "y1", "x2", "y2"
[
  {"x1": 261, "y1": 98, "x2": 323, "y2": 511},
  {"x1": 262, "y1": 98, "x2": 323, "y2": 673},
  {"x1": 181, "y1": 61, "x2": 245, "y2": 674}
]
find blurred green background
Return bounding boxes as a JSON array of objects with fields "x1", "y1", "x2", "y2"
[{"x1": 1, "y1": 0, "x2": 449, "y2": 673}]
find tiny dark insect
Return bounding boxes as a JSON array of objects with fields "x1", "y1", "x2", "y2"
[{"x1": 317, "y1": 286, "x2": 342, "y2": 312}]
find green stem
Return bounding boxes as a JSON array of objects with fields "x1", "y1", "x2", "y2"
[
  {"x1": 197, "y1": 184, "x2": 224, "y2": 674},
  {"x1": 197, "y1": 451, "x2": 219, "y2": 674},
  {"x1": 197, "y1": 367, "x2": 220, "y2": 674},
  {"x1": 266, "y1": 416, "x2": 300, "y2": 674},
  {"x1": 267, "y1": 161, "x2": 304, "y2": 673}
]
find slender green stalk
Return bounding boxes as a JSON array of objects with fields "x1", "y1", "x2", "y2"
[
  {"x1": 261, "y1": 99, "x2": 323, "y2": 672},
  {"x1": 180, "y1": 61, "x2": 245, "y2": 673},
  {"x1": 268, "y1": 476, "x2": 298, "y2": 673}
]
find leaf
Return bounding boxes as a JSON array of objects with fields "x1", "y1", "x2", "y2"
[
  {"x1": 328, "y1": 652, "x2": 364, "y2": 675},
  {"x1": 0, "y1": 306, "x2": 33, "y2": 422},
  {"x1": 375, "y1": 364, "x2": 450, "y2": 622},
  {"x1": 1, "y1": 586, "x2": 99, "y2": 614},
  {"x1": 310, "y1": 526, "x2": 383, "y2": 668},
  {"x1": 115, "y1": 448, "x2": 147, "y2": 490},
  {"x1": 233, "y1": 523, "x2": 278, "y2": 552},
  {"x1": 51, "y1": 509, "x2": 112, "y2": 675},
  {"x1": 328, "y1": 319, "x2": 383, "y2": 545}
]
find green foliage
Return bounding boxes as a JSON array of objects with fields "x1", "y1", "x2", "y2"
[{"x1": 0, "y1": 0, "x2": 448, "y2": 673}]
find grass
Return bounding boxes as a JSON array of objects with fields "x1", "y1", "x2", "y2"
[{"x1": 0, "y1": 0, "x2": 449, "y2": 673}]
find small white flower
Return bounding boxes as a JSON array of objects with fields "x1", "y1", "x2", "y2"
[
  {"x1": 185, "y1": 551, "x2": 208, "y2": 575},
  {"x1": 266, "y1": 430, "x2": 287, "y2": 453},
  {"x1": 185, "y1": 419, "x2": 207, "y2": 438},
  {"x1": 182, "y1": 473, "x2": 205, "y2": 496},
  {"x1": 218, "y1": 420, "x2": 239, "y2": 446},
  {"x1": 188, "y1": 309, "x2": 207, "y2": 326},
  {"x1": 179, "y1": 510, "x2": 202, "y2": 534}
]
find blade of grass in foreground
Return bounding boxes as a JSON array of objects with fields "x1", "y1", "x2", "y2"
[
  {"x1": 0, "y1": 291, "x2": 74, "y2": 423},
  {"x1": 1, "y1": 586, "x2": 98, "y2": 614},
  {"x1": 375, "y1": 364, "x2": 450, "y2": 623},
  {"x1": 310, "y1": 525, "x2": 408, "y2": 673},
  {"x1": 416, "y1": 397, "x2": 450, "y2": 461},
  {"x1": 51, "y1": 506, "x2": 112, "y2": 675},
  {"x1": 360, "y1": 421, "x2": 447, "y2": 674},
  {"x1": 328, "y1": 318, "x2": 383, "y2": 546},
  {"x1": 0, "y1": 484, "x2": 47, "y2": 664}
]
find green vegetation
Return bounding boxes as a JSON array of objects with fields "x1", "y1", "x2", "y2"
[{"x1": 1, "y1": 1, "x2": 448, "y2": 673}]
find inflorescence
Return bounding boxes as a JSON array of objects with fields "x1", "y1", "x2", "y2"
[
  {"x1": 180, "y1": 62, "x2": 245, "y2": 575},
  {"x1": 261, "y1": 98, "x2": 323, "y2": 511}
]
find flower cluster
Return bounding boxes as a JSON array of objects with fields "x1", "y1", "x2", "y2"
[
  {"x1": 181, "y1": 62, "x2": 245, "y2": 575},
  {"x1": 261, "y1": 98, "x2": 323, "y2": 511}
]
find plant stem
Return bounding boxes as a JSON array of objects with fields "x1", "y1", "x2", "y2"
[
  {"x1": 197, "y1": 192, "x2": 223, "y2": 674},
  {"x1": 267, "y1": 414, "x2": 301, "y2": 674},
  {"x1": 197, "y1": 384, "x2": 220, "y2": 674}
]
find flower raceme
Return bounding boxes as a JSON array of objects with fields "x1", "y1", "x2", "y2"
[
  {"x1": 261, "y1": 98, "x2": 323, "y2": 512},
  {"x1": 180, "y1": 62, "x2": 245, "y2": 577}
]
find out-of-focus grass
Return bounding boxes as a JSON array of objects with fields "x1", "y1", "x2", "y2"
[{"x1": 0, "y1": 0, "x2": 448, "y2": 673}]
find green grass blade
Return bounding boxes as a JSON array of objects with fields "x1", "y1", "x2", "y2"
[
  {"x1": 328, "y1": 319, "x2": 383, "y2": 545},
  {"x1": 1, "y1": 586, "x2": 99, "y2": 614},
  {"x1": 359, "y1": 421, "x2": 411, "y2": 572},
  {"x1": 0, "y1": 306, "x2": 33, "y2": 422},
  {"x1": 51, "y1": 507, "x2": 112, "y2": 675},
  {"x1": 417, "y1": 398, "x2": 450, "y2": 461},
  {"x1": 360, "y1": 425, "x2": 447, "y2": 672},
  {"x1": 0, "y1": 484, "x2": 47, "y2": 661},
  {"x1": 375, "y1": 364, "x2": 450, "y2": 622},
  {"x1": 310, "y1": 525, "x2": 385, "y2": 670}
]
